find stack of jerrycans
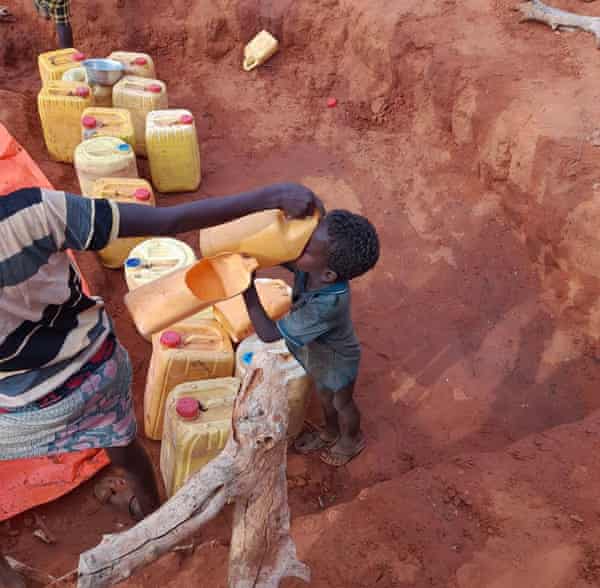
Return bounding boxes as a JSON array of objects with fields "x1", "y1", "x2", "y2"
[{"x1": 144, "y1": 320, "x2": 234, "y2": 441}]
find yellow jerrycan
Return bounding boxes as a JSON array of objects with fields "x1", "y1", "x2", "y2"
[
  {"x1": 113, "y1": 76, "x2": 168, "y2": 156},
  {"x1": 108, "y1": 51, "x2": 156, "y2": 79},
  {"x1": 91, "y1": 178, "x2": 155, "y2": 269},
  {"x1": 214, "y1": 278, "x2": 292, "y2": 343},
  {"x1": 199, "y1": 209, "x2": 319, "y2": 268},
  {"x1": 146, "y1": 109, "x2": 201, "y2": 193},
  {"x1": 144, "y1": 319, "x2": 234, "y2": 440},
  {"x1": 74, "y1": 137, "x2": 138, "y2": 196},
  {"x1": 243, "y1": 30, "x2": 279, "y2": 71},
  {"x1": 62, "y1": 68, "x2": 113, "y2": 106},
  {"x1": 160, "y1": 377, "x2": 241, "y2": 497},
  {"x1": 38, "y1": 81, "x2": 93, "y2": 163},
  {"x1": 38, "y1": 48, "x2": 86, "y2": 83},
  {"x1": 81, "y1": 108, "x2": 135, "y2": 147},
  {"x1": 236, "y1": 334, "x2": 311, "y2": 440},
  {"x1": 124, "y1": 237, "x2": 197, "y2": 291},
  {"x1": 124, "y1": 253, "x2": 260, "y2": 339}
]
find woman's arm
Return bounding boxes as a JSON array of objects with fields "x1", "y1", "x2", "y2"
[
  {"x1": 117, "y1": 182, "x2": 323, "y2": 238},
  {"x1": 242, "y1": 280, "x2": 282, "y2": 343}
]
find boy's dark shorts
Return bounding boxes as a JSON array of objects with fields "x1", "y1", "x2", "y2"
[{"x1": 35, "y1": 0, "x2": 70, "y2": 24}]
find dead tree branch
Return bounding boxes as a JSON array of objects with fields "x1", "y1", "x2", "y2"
[
  {"x1": 517, "y1": 0, "x2": 600, "y2": 46},
  {"x1": 77, "y1": 351, "x2": 309, "y2": 588}
]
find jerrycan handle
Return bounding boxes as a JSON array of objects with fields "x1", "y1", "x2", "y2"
[{"x1": 243, "y1": 57, "x2": 258, "y2": 72}]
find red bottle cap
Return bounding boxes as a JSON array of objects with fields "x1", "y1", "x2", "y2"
[
  {"x1": 72, "y1": 52, "x2": 86, "y2": 62},
  {"x1": 82, "y1": 115, "x2": 97, "y2": 129},
  {"x1": 180, "y1": 114, "x2": 194, "y2": 125},
  {"x1": 75, "y1": 86, "x2": 90, "y2": 98},
  {"x1": 176, "y1": 397, "x2": 200, "y2": 420},
  {"x1": 160, "y1": 331, "x2": 182, "y2": 348},
  {"x1": 134, "y1": 187, "x2": 151, "y2": 201},
  {"x1": 327, "y1": 97, "x2": 338, "y2": 108},
  {"x1": 147, "y1": 83, "x2": 162, "y2": 93},
  {"x1": 133, "y1": 56, "x2": 148, "y2": 65}
]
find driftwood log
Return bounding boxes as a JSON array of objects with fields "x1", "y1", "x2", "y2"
[
  {"x1": 517, "y1": 0, "x2": 600, "y2": 46},
  {"x1": 77, "y1": 351, "x2": 309, "y2": 588}
]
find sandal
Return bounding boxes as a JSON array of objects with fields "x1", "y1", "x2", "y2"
[
  {"x1": 293, "y1": 423, "x2": 339, "y2": 455},
  {"x1": 319, "y1": 435, "x2": 366, "y2": 467},
  {"x1": 93, "y1": 476, "x2": 144, "y2": 521}
]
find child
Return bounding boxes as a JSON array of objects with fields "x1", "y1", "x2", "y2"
[
  {"x1": 0, "y1": 183, "x2": 320, "y2": 588},
  {"x1": 243, "y1": 209, "x2": 380, "y2": 466},
  {"x1": 34, "y1": 0, "x2": 73, "y2": 48}
]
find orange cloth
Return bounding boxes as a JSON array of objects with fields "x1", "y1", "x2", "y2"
[{"x1": 0, "y1": 122, "x2": 110, "y2": 522}]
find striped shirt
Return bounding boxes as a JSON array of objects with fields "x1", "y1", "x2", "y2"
[{"x1": 0, "y1": 188, "x2": 119, "y2": 408}]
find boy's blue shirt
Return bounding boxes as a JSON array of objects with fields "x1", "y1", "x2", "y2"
[{"x1": 277, "y1": 270, "x2": 360, "y2": 391}]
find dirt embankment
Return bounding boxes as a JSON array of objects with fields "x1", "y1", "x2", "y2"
[{"x1": 2, "y1": 0, "x2": 600, "y2": 586}]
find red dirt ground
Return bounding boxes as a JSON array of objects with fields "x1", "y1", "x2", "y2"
[{"x1": 3, "y1": 0, "x2": 600, "y2": 586}]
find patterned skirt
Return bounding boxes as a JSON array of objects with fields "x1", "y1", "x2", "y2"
[
  {"x1": 34, "y1": 0, "x2": 70, "y2": 24},
  {"x1": 0, "y1": 337, "x2": 137, "y2": 460}
]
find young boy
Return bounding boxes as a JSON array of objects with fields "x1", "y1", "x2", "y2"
[
  {"x1": 0, "y1": 182, "x2": 320, "y2": 588},
  {"x1": 34, "y1": 0, "x2": 73, "y2": 48},
  {"x1": 243, "y1": 209, "x2": 380, "y2": 466}
]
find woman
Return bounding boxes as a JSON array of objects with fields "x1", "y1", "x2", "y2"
[{"x1": 0, "y1": 182, "x2": 321, "y2": 588}]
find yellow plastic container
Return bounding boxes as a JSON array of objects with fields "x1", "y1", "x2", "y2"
[
  {"x1": 214, "y1": 278, "x2": 292, "y2": 343},
  {"x1": 81, "y1": 108, "x2": 135, "y2": 147},
  {"x1": 113, "y1": 76, "x2": 168, "y2": 156},
  {"x1": 124, "y1": 253, "x2": 259, "y2": 339},
  {"x1": 236, "y1": 334, "x2": 311, "y2": 440},
  {"x1": 108, "y1": 51, "x2": 156, "y2": 79},
  {"x1": 124, "y1": 237, "x2": 197, "y2": 291},
  {"x1": 91, "y1": 178, "x2": 155, "y2": 268},
  {"x1": 38, "y1": 48, "x2": 86, "y2": 83},
  {"x1": 160, "y1": 377, "x2": 241, "y2": 497},
  {"x1": 144, "y1": 320, "x2": 234, "y2": 440},
  {"x1": 146, "y1": 109, "x2": 201, "y2": 193},
  {"x1": 38, "y1": 81, "x2": 93, "y2": 164},
  {"x1": 74, "y1": 137, "x2": 138, "y2": 196},
  {"x1": 243, "y1": 30, "x2": 279, "y2": 71},
  {"x1": 61, "y1": 68, "x2": 113, "y2": 107},
  {"x1": 199, "y1": 210, "x2": 319, "y2": 268}
]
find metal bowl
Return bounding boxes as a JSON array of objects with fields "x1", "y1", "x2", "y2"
[{"x1": 82, "y1": 59, "x2": 124, "y2": 86}]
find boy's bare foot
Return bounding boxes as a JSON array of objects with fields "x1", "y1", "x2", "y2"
[
  {"x1": 319, "y1": 433, "x2": 366, "y2": 467},
  {"x1": 93, "y1": 476, "x2": 144, "y2": 521},
  {"x1": 293, "y1": 424, "x2": 339, "y2": 455}
]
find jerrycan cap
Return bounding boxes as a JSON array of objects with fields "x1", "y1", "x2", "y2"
[
  {"x1": 180, "y1": 114, "x2": 194, "y2": 125},
  {"x1": 125, "y1": 257, "x2": 141, "y2": 268},
  {"x1": 133, "y1": 56, "x2": 148, "y2": 65},
  {"x1": 160, "y1": 331, "x2": 182, "y2": 348},
  {"x1": 134, "y1": 188, "x2": 151, "y2": 201},
  {"x1": 82, "y1": 115, "x2": 97, "y2": 129},
  {"x1": 73, "y1": 52, "x2": 86, "y2": 62},
  {"x1": 75, "y1": 86, "x2": 90, "y2": 98},
  {"x1": 242, "y1": 351, "x2": 254, "y2": 366},
  {"x1": 147, "y1": 83, "x2": 162, "y2": 93},
  {"x1": 117, "y1": 143, "x2": 131, "y2": 152},
  {"x1": 176, "y1": 397, "x2": 200, "y2": 420}
]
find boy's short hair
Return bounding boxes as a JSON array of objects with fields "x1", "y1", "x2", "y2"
[{"x1": 326, "y1": 210, "x2": 380, "y2": 281}]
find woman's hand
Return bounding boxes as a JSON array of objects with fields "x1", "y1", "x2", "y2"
[{"x1": 266, "y1": 183, "x2": 326, "y2": 219}]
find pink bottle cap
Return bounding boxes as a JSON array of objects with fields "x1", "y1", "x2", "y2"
[
  {"x1": 327, "y1": 97, "x2": 338, "y2": 108},
  {"x1": 75, "y1": 86, "x2": 90, "y2": 98},
  {"x1": 180, "y1": 114, "x2": 194, "y2": 125},
  {"x1": 72, "y1": 52, "x2": 86, "y2": 62},
  {"x1": 147, "y1": 83, "x2": 162, "y2": 93},
  {"x1": 160, "y1": 331, "x2": 182, "y2": 348},
  {"x1": 176, "y1": 397, "x2": 200, "y2": 420},
  {"x1": 82, "y1": 115, "x2": 97, "y2": 129},
  {"x1": 134, "y1": 188, "x2": 151, "y2": 201},
  {"x1": 133, "y1": 56, "x2": 148, "y2": 65}
]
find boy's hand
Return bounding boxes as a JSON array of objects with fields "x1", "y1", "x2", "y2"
[{"x1": 267, "y1": 183, "x2": 326, "y2": 219}]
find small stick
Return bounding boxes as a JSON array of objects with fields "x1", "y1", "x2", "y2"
[{"x1": 5, "y1": 555, "x2": 56, "y2": 584}]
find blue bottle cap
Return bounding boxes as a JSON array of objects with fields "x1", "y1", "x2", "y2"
[
  {"x1": 242, "y1": 352, "x2": 254, "y2": 366},
  {"x1": 126, "y1": 257, "x2": 141, "y2": 268},
  {"x1": 118, "y1": 143, "x2": 131, "y2": 152}
]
